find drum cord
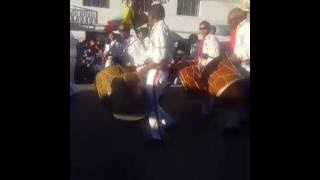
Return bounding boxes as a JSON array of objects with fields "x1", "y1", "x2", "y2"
[{"x1": 224, "y1": 51, "x2": 244, "y2": 77}]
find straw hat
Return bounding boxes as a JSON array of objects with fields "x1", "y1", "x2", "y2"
[{"x1": 241, "y1": 0, "x2": 250, "y2": 12}]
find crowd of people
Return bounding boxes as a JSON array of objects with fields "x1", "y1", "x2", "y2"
[
  {"x1": 73, "y1": 3, "x2": 250, "y2": 139},
  {"x1": 75, "y1": 27, "x2": 151, "y2": 84}
]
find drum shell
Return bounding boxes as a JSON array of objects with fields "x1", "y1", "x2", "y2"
[
  {"x1": 207, "y1": 60, "x2": 243, "y2": 97},
  {"x1": 178, "y1": 64, "x2": 205, "y2": 92}
]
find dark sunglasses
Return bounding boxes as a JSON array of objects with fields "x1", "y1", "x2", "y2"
[{"x1": 199, "y1": 27, "x2": 208, "y2": 30}]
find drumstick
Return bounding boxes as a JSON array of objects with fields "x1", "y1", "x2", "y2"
[{"x1": 224, "y1": 51, "x2": 243, "y2": 77}]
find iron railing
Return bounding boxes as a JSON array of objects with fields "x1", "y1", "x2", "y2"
[{"x1": 70, "y1": 5, "x2": 98, "y2": 27}]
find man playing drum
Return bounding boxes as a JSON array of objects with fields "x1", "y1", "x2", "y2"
[
  {"x1": 178, "y1": 20, "x2": 220, "y2": 114},
  {"x1": 95, "y1": 4, "x2": 173, "y2": 141},
  {"x1": 228, "y1": 7, "x2": 250, "y2": 75},
  {"x1": 138, "y1": 3, "x2": 174, "y2": 140}
]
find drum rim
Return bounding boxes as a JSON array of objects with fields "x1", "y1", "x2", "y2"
[
  {"x1": 215, "y1": 79, "x2": 240, "y2": 97},
  {"x1": 113, "y1": 113, "x2": 146, "y2": 121}
]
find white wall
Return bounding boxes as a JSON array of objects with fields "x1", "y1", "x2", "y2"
[
  {"x1": 70, "y1": 30, "x2": 86, "y2": 42},
  {"x1": 163, "y1": 0, "x2": 240, "y2": 34},
  {"x1": 70, "y1": 0, "x2": 241, "y2": 38}
]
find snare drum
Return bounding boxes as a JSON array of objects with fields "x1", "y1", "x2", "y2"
[{"x1": 207, "y1": 59, "x2": 243, "y2": 97}]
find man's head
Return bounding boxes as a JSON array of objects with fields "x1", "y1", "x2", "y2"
[
  {"x1": 148, "y1": 4, "x2": 165, "y2": 27},
  {"x1": 228, "y1": 8, "x2": 247, "y2": 28},
  {"x1": 199, "y1": 21, "x2": 210, "y2": 37},
  {"x1": 119, "y1": 22, "x2": 131, "y2": 39},
  {"x1": 188, "y1": 34, "x2": 198, "y2": 44}
]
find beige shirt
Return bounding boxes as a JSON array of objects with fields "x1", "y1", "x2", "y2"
[
  {"x1": 200, "y1": 34, "x2": 220, "y2": 67},
  {"x1": 125, "y1": 35, "x2": 147, "y2": 66},
  {"x1": 145, "y1": 20, "x2": 171, "y2": 63},
  {"x1": 234, "y1": 19, "x2": 250, "y2": 72}
]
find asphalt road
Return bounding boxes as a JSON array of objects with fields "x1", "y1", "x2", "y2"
[{"x1": 70, "y1": 84, "x2": 249, "y2": 180}]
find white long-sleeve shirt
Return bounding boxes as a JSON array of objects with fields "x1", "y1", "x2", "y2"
[
  {"x1": 125, "y1": 35, "x2": 147, "y2": 66},
  {"x1": 145, "y1": 20, "x2": 171, "y2": 63},
  {"x1": 234, "y1": 19, "x2": 250, "y2": 72},
  {"x1": 142, "y1": 37, "x2": 150, "y2": 51},
  {"x1": 200, "y1": 34, "x2": 220, "y2": 67}
]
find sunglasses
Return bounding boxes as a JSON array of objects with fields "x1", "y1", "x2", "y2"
[{"x1": 199, "y1": 27, "x2": 208, "y2": 30}]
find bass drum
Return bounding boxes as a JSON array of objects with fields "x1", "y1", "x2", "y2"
[
  {"x1": 95, "y1": 65, "x2": 137, "y2": 99},
  {"x1": 95, "y1": 65, "x2": 148, "y2": 121},
  {"x1": 178, "y1": 64, "x2": 206, "y2": 92},
  {"x1": 95, "y1": 65, "x2": 122, "y2": 99},
  {"x1": 207, "y1": 59, "x2": 243, "y2": 97}
]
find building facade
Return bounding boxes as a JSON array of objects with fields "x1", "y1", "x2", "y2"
[{"x1": 70, "y1": 0, "x2": 243, "y2": 40}]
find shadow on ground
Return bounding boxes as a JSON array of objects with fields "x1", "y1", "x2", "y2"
[{"x1": 70, "y1": 86, "x2": 249, "y2": 180}]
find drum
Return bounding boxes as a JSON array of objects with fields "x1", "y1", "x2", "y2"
[
  {"x1": 207, "y1": 59, "x2": 243, "y2": 97},
  {"x1": 179, "y1": 64, "x2": 205, "y2": 92},
  {"x1": 111, "y1": 71, "x2": 149, "y2": 121},
  {"x1": 95, "y1": 65, "x2": 122, "y2": 99},
  {"x1": 95, "y1": 65, "x2": 148, "y2": 121}
]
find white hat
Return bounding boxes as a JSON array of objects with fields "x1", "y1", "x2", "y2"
[
  {"x1": 112, "y1": 30, "x2": 120, "y2": 35},
  {"x1": 241, "y1": 0, "x2": 250, "y2": 12}
]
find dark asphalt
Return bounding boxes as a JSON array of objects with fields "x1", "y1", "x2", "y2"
[{"x1": 70, "y1": 85, "x2": 249, "y2": 180}]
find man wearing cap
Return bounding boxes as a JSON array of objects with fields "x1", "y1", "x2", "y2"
[{"x1": 228, "y1": 7, "x2": 250, "y2": 74}]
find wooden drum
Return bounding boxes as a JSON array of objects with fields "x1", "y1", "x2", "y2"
[
  {"x1": 179, "y1": 64, "x2": 206, "y2": 92},
  {"x1": 207, "y1": 59, "x2": 243, "y2": 97},
  {"x1": 95, "y1": 65, "x2": 122, "y2": 99}
]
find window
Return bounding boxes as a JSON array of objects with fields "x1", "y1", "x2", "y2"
[
  {"x1": 83, "y1": 0, "x2": 109, "y2": 8},
  {"x1": 177, "y1": 0, "x2": 200, "y2": 16}
]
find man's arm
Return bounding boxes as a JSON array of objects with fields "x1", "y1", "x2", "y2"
[{"x1": 234, "y1": 22, "x2": 250, "y2": 61}]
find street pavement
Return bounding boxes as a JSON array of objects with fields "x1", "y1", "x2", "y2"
[{"x1": 70, "y1": 84, "x2": 249, "y2": 180}]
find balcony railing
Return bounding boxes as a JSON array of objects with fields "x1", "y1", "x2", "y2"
[{"x1": 70, "y1": 5, "x2": 98, "y2": 29}]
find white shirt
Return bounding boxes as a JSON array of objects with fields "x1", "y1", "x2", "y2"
[
  {"x1": 142, "y1": 37, "x2": 150, "y2": 50},
  {"x1": 200, "y1": 34, "x2": 220, "y2": 67},
  {"x1": 125, "y1": 35, "x2": 147, "y2": 66},
  {"x1": 234, "y1": 20, "x2": 250, "y2": 72},
  {"x1": 145, "y1": 20, "x2": 172, "y2": 63}
]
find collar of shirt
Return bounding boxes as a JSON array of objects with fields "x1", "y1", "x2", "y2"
[{"x1": 237, "y1": 19, "x2": 248, "y2": 30}]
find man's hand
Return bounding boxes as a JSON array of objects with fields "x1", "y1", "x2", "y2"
[
  {"x1": 197, "y1": 57, "x2": 205, "y2": 71},
  {"x1": 145, "y1": 58, "x2": 154, "y2": 65},
  {"x1": 228, "y1": 54, "x2": 241, "y2": 65}
]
